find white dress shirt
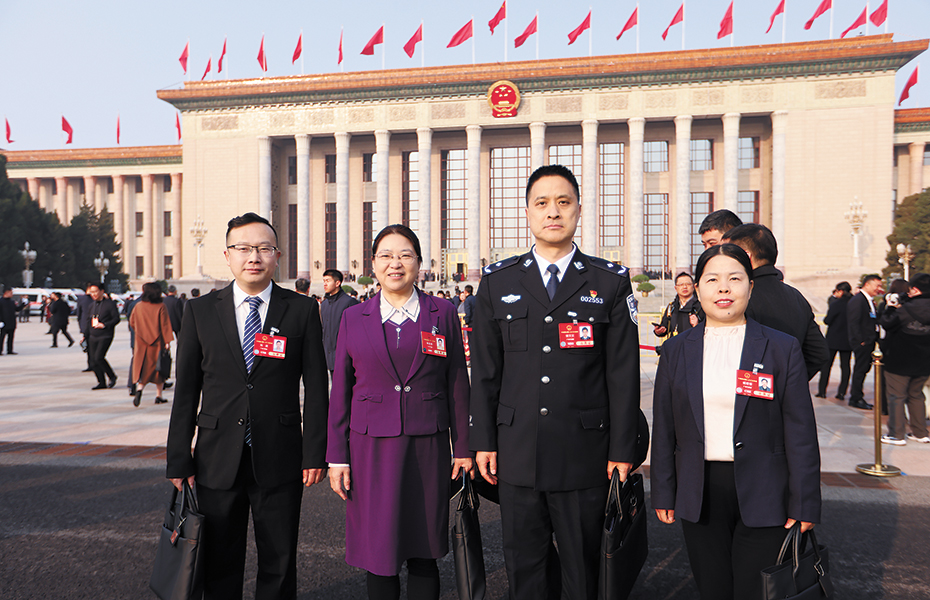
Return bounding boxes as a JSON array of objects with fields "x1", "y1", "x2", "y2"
[
  {"x1": 532, "y1": 244, "x2": 577, "y2": 288},
  {"x1": 380, "y1": 288, "x2": 420, "y2": 325},
  {"x1": 232, "y1": 281, "x2": 273, "y2": 345},
  {"x1": 702, "y1": 324, "x2": 746, "y2": 462}
]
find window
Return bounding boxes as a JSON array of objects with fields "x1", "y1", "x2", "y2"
[
  {"x1": 52, "y1": 179, "x2": 58, "y2": 195},
  {"x1": 135, "y1": 256, "x2": 144, "y2": 278},
  {"x1": 136, "y1": 212, "x2": 144, "y2": 237},
  {"x1": 164, "y1": 175, "x2": 172, "y2": 193},
  {"x1": 363, "y1": 153, "x2": 377, "y2": 183},
  {"x1": 288, "y1": 204, "x2": 298, "y2": 279},
  {"x1": 402, "y1": 151, "x2": 418, "y2": 230},
  {"x1": 490, "y1": 146, "x2": 532, "y2": 248},
  {"x1": 287, "y1": 156, "x2": 297, "y2": 185},
  {"x1": 894, "y1": 151, "x2": 899, "y2": 167},
  {"x1": 691, "y1": 139, "x2": 713, "y2": 171},
  {"x1": 163, "y1": 211, "x2": 172, "y2": 237},
  {"x1": 164, "y1": 256, "x2": 173, "y2": 280},
  {"x1": 738, "y1": 137, "x2": 761, "y2": 169},
  {"x1": 924, "y1": 148, "x2": 930, "y2": 166},
  {"x1": 548, "y1": 144, "x2": 583, "y2": 239},
  {"x1": 325, "y1": 203, "x2": 336, "y2": 269},
  {"x1": 107, "y1": 178, "x2": 114, "y2": 194},
  {"x1": 325, "y1": 155, "x2": 336, "y2": 184},
  {"x1": 363, "y1": 202, "x2": 374, "y2": 260},
  {"x1": 441, "y1": 149, "x2": 468, "y2": 250},
  {"x1": 644, "y1": 194, "x2": 669, "y2": 274},
  {"x1": 737, "y1": 191, "x2": 760, "y2": 223},
  {"x1": 644, "y1": 141, "x2": 669, "y2": 173},
  {"x1": 599, "y1": 142, "x2": 624, "y2": 247},
  {"x1": 79, "y1": 179, "x2": 85, "y2": 194},
  {"x1": 690, "y1": 193, "x2": 714, "y2": 267},
  {"x1": 132, "y1": 175, "x2": 143, "y2": 190}
]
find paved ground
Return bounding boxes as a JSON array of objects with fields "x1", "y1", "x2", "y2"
[{"x1": 1, "y1": 319, "x2": 928, "y2": 598}]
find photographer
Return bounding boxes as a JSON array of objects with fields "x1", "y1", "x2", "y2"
[{"x1": 653, "y1": 272, "x2": 703, "y2": 353}]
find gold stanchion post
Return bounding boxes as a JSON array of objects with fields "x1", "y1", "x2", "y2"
[{"x1": 856, "y1": 348, "x2": 902, "y2": 477}]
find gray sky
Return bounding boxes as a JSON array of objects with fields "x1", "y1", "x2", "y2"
[{"x1": 2, "y1": 0, "x2": 927, "y2": 151}]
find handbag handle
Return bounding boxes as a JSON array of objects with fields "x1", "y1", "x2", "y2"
[
  {"x1": 457, "y1": 472, "x2": 480, "y2": 512},
  {"x1": 605, "y1": 467, "x2": 622, "y2": 516},
  {"x1": 775, "y1": 522, "x2": 827, "y2": 584}
]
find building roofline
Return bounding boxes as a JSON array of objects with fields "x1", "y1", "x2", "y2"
[
  {"x1": 2, "y1": 145, "x2": 182, "y2": 170},
  {"x1": 157, "y1": 34, "x2": 927, "y2": 111}
]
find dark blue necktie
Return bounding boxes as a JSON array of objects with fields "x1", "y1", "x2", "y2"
[
  {"x1": 242, "y1": 296, "x2": 263, "y2": 446},
  {"x1": 546, "y1": 264, "x2": 560, "y2": 301}
]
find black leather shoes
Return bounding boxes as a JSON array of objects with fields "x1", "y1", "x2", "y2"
[
  {"x1": 92, "y1": 383, "x2": 108, "y2": 390},
  {"x1": 154, "y1": 397, "x2": 169, "y2": 405},
  {"x1": 82, "y1": 368, "x2": 93, "y2": 372},
  {"x1": 163, "y1": 381, "x2": 174, "y2": 390},
  {"x1": 108, "y1": 377, "x2": 117, "y2": 389},
  {"x1": 133, "y1": 390, "x2": 142, "y2": 407},
  {"x1": 849, "y1": 399, "x2": 874, "y2": 410},
  {"x1": 814, "y1": 393, "x2": 826, "y2": 398}
]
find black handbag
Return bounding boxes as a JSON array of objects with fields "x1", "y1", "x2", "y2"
[
  {"x1": 157, "y1": 347, "x2": 172, "y2": 381},
  {"x1": 150, "y1": 481, "x2": 205, "y2": 600},
  {"x1": 452, "y1": 473, "x2": 486, "y2": 600},
  {"x1": 597, "y1": 470, "x2": 648, "y2": 600},
  {"x1": 761, "y1": 522, "x2": 833, "y2": 600}
]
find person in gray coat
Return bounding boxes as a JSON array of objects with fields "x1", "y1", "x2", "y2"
[{"x1": 320, "y1": 269, "x2": 358, "y2": 372}]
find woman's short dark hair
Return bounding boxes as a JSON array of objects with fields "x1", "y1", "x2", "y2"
[
  {"x1": 835, "y1": 281, "x2": 852, "y2": 297},
  {"x1": 694, "y1": 243, "x2": 754, "y2": 283},
  {"x1": 372, "y1": 224, "x2": 422, "y2": 263},
  {"x1": 141, "y1": 282, "x2": 163, "y2": 303},
  {"x1": 889, "y1": 278, "x2": 910, "y2": 296}
]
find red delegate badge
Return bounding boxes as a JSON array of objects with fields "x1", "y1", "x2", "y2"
[
  {"x1": 421, "y1": 331, "x2": 447, "y2": 357},
  {"x1": 253, "y1": 333, "x2": 287, "y2": 359},
  {"x1": 736, "y1": 369, "x2": 774, "y2": 399},
  {"x1": 559, "y1": 323, "x2": 594, "y2": 348}
]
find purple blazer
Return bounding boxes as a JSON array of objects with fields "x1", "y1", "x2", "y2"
[{"x1": 326, "y1": 291, "x2": 471, "y2": 464}]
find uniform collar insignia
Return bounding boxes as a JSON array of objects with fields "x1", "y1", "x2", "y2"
[
  {"x1": 574, "y1": 261, "x2": 584, "y2": 270},
  {"x1": 523, "y1": 258, "x2": 533, "y2": 267},
  {"x1": 502, "y1": 294, "x2": 521, "y2": 304}
]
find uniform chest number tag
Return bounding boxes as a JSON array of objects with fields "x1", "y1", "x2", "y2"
[
  {"x1": 421, "y1": 332, "x2": 447, "y2": 357},
  {"x1": 254, "y1": 333, "x2": 287, "y2": 359},
  {"x1": 559, "y1": 323, "x2": 594, "y2": 348}
]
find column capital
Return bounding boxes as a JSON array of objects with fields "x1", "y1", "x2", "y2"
[
  {"x1": 112, "y1": 174, "x2": 124, "y2": 184},
  {"x1": 170, "y1": 172, "x2": 182, "y2": 184},
  {"x1": 674, "y1": 114, "x2": 693, "y2": 127},
  {"x1": 628, "y1": 117, "x2": 645, "y2": 138},
  {"x1": 335, "y1": 131, "x2": 351, "y2": 144},
  {"x1": 581, "y1": 119, "x2": 599, "y2": 134},
  {"x1": 142, "y1": 173, "x2": 155, "y2": 185},
  {"x1": 910, "y1": 141, "x2": 926, "y2": 151},
  {"x1": 466, "y1": 124, "x2": 482, "y2": 137},
  {"x1": 771, "y1": 110, "x2": 788, "y2": 134},
  {"x1": 295, "y1": 133, "x2": 311, "y2": 151},
  {"x1": 722, "y1": 112, "x2": 742, "y2": 121},
  {"x1": 529, "y1": 122, "x2": 547, "y2": 135},
  {"x1": 375, "y1": 129, "x2": 391, "y2": 138},
  {"x1": 416, "y1": 126, "x2": 432, "y2": 139}
]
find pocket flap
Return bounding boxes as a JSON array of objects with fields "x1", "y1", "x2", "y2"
[
  {"x1": 580, "y1": 407, "x2": 609, "y2": 430},
  {"x1": 493, "y1": 305, "x2": 528, "y2": 321},
  {"x1": 279, "y1": 412, "x2": 301, "y2": 426},
  {"x1": 497, "y1": 403, "x2": 515, "y2": 426},
  {"x1": 197, "y1": 413, "x2": 218, "y2": 430},
  {"x1": 359, "y1": 394, "x2": 383, "y2": 403},
  {"x1": 422, "y1": 392, "x2": 444, "y2": 401}
]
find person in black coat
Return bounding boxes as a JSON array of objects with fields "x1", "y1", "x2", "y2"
[
  {"x1": 320, "y1": 269, "x2": 358, "y2": 372},
  {"x1": 817, "y1": 282, "x2": 853, "y2": 399},
  {"x1": 163, "y1": 285, "x2": 184, "y2": 337},
  {"x1": 653, "y1": 272, "x2": 704, "y2": 353},
  {"x1": 847, "y1": 274, "x2": 884, "y2": 410},
  {"x1": 75, "y1": 286, "x2": 96, "y2": 371},
  {"x1": 722, "y1": 224, "x2": 829, "y2": 380},
  {"x1": 49, "y1": 292, "x2": 75, "y2": 348},
  {"x1": 0, "y1": 289, "x2": 19, "y2": 355},
  {"x1": 85, "y1": 283, "x2": 121, "y2": 390}
]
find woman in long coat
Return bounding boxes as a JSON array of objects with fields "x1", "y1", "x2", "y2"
[
  {"x1": 327, "y1": 224, "x2": 472, "y2": 600},
  {"x1": 129, "y1": 282, "x2": 173, "y2": 407}
]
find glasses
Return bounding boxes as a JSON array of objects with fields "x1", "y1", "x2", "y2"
[
  {"x1": 227, "y1": 244, "x2": 277, "y2": 257},
  {"x1": 375, "y1": 252, "x2": 418, "y2": 264}
]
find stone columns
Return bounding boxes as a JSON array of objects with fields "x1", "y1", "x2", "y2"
[
  {"x1": 38, "y1": 181, "x2": 50, "y2": 212},
  {"x1": 295, "y1": 134, "x2": 312, "y2": 279},
  {"x1": 466, "y1": 125, "x2": 482, "y2": 280},
  {"x1": 375, "y1": 129, "x2": 391, "y2": 232},
  {"x1": 83, "y1": 176, "x2": 97, "y2": 213},
  {"x1": 771, "y1": 111, "x2": 788, "y2": 269},
  {"x1": 910, "y1": 142, "x2": 925, "y2": 197},
  {"x1": 581, "y1": 119, "x2": 599, "y2": 255},
  {"x1": 112, "y1": 175, "x2": 124, "y2": 252},
  {"x1": 142, "y1": 174, "x2": 155, "y2": 279},
  {"x1": 674, "y1": 115, "x2": 692, "y2": 273},
  {"x1": 54, "y1": 177, "x2": 67, "y2": 222},
  {"x1": 171, "y1": 173, "x2": 183, "y2": 278},
  {"x1": 27, "y1": 178, "x2": 39, "y2": 205},
  {"x1": 257, "y1": 136, "x2": 272, "y2": 219},
  {"x1": 335, "y1": 132, "x2": 351, "y2": 272},
  {"x1": 530, "y1": 122, "x2": 547, "y2": 171},
  {"x1": 417, "y1": 127, "x2": 433, "y2": 277},
  {"x1": 627, "y1": 117, "x2": 645, "y2": 274},
  {"x1": 722, "y1": 112, "x2": 741, "y2": 212}
]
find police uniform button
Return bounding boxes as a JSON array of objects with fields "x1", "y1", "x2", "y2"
[
  {"x1": 541, "y1": 376, "x2": 550, "y2": 384},
  {"x1": 589, "y1": 317, "x2": 595, "y2": 323},
  {"x1": 404, "y1": 386, "x2": 411, "y2": 392},
  {"x1": 540, "y1": 408, "x2": 549, "y2": 416},
  {"x1": 735, "y1": 442, "x2": 744, "y2": 450},
  {"x1": 544, "y1": 316, "x2": 553, "y2": 324},
  {"x1": 542, "y1": 345, "x2": 551, "y2": 353},
  {"x1": 238, "y1": 418, "x2": 245, "y2": 426},
  {"x1": 395, "y1": 385, "x2": 402, "y2": 392}
]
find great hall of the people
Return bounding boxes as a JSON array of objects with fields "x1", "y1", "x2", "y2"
[{"x1": 4, "y1": 34, "x2": 930, "y2": 291}]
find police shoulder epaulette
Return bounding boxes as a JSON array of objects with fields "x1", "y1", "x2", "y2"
[
  {"x1": 587, "y1": 256, "x2": 629, "y2": 277},
  {"x1": 482, "y1": 254, "x2": 521, "y2": 275}
]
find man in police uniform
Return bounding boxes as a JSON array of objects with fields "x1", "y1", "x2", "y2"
[{"x1": 470, "y1": 164, "x2": 641, "y2": 600}]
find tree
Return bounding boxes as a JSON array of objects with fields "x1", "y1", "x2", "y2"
[
  {"x1": 68, "y1": 203, "x2": 127, "y2": 290},
  {"x1": 884, "y1": 189, "x2": 930, "y2": 279}
]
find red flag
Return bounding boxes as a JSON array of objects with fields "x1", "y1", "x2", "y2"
[
  {"x1": 338, "y1": 29, "x2": 344, "y2": 64},
  {"x1": 201, "y1": 56, "x2": 212, "y2": 80},
  {"x1": 62, "y1": 116, "x2": 73, "y2": 144},
  {"x1": 179, "y1": 41, "x2": 189, "y2": 74},
  {"x1": 662, "y1": 4, "x2": 684, "y2": 41},
  {"x1": 5, "y1": 118, "x2": 12, "y2": 144},
  {"x1": 293, "y1": 33, "x2": 302, "y2": 64},
  {"x1": 489, "y1": 2, "x2": 506, "y2": 35},
  {"x1": 617, "y1": 7, "x2": 638, "y2": 40},
  {"x1": 766, "y1": 0, "x2": 785, "y2": 34},
  {"x1": 116, "y1": 115, "x2": 120, "y2": 145},
  {"x1": 804, "y1": 0, "x2": 832, "y2": 31},
  {"x1": 514, "y1": 15, "x2": 538, "y2": 48},
  {"x1": 841, "y1": 7, "x2": 868, "y2": 38},
  {"x1": 717, "y1": 2, "x2": 734, "y2": 39},
  {"x1": 176, "y1": 113, "x2": 182, "y2": 141},
  {"x1": 567, "y1": 10, "x2": 591, "y2": 45},
  {"x1": 404, "y1": 24, "x2": 423, "y2": 57},
  {"x1": 900, "y1": 66, "x2": 918, "y2": 106},
  {"x1": 870, "y1": 0, "x2": 888, "y2": 26},
  {"x1": 361, "y1": 26, "x2": 384, "y2": 55},
  {"x1": 218, "y1": 38, "x2": 227, "y2": 73},
  {"x1": 257, "y1": 35, "x2": 268, "y2": 71},
  {"x1": 448, "y1": 20, "x2": 474, "y2": 48}
]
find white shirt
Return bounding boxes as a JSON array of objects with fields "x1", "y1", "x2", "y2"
[
  {"x1": 702, "y1": 324, "x2": 746, "y2": 462},
  {"x1": 533, "y1": 244, "x2": 577, "y2": 288},
  {"x1": 232, "y1": 281, "x2": 273, "y2": 345},
  {"x1": 380, "y1": 288, "x2": 420, "y2": 325}
]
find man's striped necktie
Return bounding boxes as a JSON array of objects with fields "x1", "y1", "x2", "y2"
[{"x1": 242, "y1": 296, "x2": 263, "y2": 446}]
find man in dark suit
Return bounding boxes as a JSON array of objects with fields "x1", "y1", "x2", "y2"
[
  {"x1": 75, "y1": 285, "x2": 96, "y2": 371},
  {"x1": 847, "y1": 274, "x2": 884, "y2": 410},
  {"x1": 166, "y1": 212, "x2": 328, "y2": 600},
  {"x1": 85, "y1": 283, "x2": 120, "y2": 390},
  {"x1": 722, "y1": 224, "x2": 829, "y2": 380},
  {"x1": 319, "y1": 268, "x2": 357, "y2": 373},
  {"x1": 162, "y1": 285, "x2": 184, "y2": 337},
  {"x1": 0, "y1": 289, "x2": 19, "y2": 355},
  {"x1": 470, "y1": 165, "x2": 641, "y2": 600}
]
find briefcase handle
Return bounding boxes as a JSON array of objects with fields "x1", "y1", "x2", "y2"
[
  {"x1": 773, "y1": 522, "x2": 826, "y2": 581},
  {"x1": 455, "y1": 472, "x2": 480, "y2": 512}
]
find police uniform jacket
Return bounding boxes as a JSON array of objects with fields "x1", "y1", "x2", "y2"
[{"x1": 469, "y1": 250, "x2": 641, "y2": 492}]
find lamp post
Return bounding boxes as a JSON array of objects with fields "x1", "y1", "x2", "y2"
[
  {"x1": 896, "y1": 243, "x2": 915, "y2": 281},
  {"x1": 845, "y1": 200, "x2": 868, "y2": 268},
  {"x1": 190, "y1": 216, "x2": 208, "y2": 277},
  {"x1": 20, "y1": 242, "x2": 37, "y2": 288},
  {"x1": 93, "y1": 251, "x2": 110, "y2": 285}
]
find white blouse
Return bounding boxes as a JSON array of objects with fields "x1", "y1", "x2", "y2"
[{"x1": 702, "y1": 324, "x2": 746, "y2": 462}]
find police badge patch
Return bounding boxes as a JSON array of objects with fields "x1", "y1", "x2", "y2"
[{"x1": 626, "y1": 294, "x2": 638, "y2": 324}]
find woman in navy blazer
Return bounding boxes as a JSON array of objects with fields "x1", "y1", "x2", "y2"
[
  {"x1": 327, "y1": 225, "x2": 472, "y2": 600},
  {"x1": 651, "y1": 244, "x2": 821, "y2": 600}
]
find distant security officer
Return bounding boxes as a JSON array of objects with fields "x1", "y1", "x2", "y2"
[{"x1": 470, "y1": 164, "x2": 641, "y2": 600}]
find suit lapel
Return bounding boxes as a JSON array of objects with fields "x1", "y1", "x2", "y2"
[
  {"x1": 249, "y1": 283, "x2": 290, "y2": 377},
  {"x1": 363, "y1": 293, "x2": 401, "y2": 383},
  {"x1": 684, "y1": 324, "x2": 705, "y2": 441},
  {"x1": 405, "y1": 293, "x2": 439, "y2": 383},
  {"x1": 215, "y1": 285, "x2": 248, "y2": 379},
  {"x1": 548, "y1": 253, "x2": 586, "y2": 311},
  {"x1": 734, "y1": 319, "x2": 769, "y2": 432},
  {"x1": 518, "y1": 254, "x2": 550, "y2": 308}
]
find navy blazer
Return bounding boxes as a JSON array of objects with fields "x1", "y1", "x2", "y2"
[
  {"x1": 326, "y1": 291, "x2": 471, "y2": 464},
  {"x1": 651, "y1": 319, "x2": 822, "y2": 527}
]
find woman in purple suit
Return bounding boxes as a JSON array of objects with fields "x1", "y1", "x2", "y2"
[{"x1": 327, "y1": 225, "x2": 473, "y2": 600}]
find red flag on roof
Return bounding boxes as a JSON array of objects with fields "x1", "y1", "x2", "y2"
[
  {"x1": 218, "y1": 38, "x2": 227, "y2": 73},
  {"x1": 766, "y1": 0, "x2": 785, "y2": 34},
  {"x1": 718, "y1": 2, "x2": 734, "y2": 39},
  {"x1": 900, "y1": 66, "x2": 919, "y2": 106},
  {"x1": 338, "y1": 29, "x2": 344, "y2": 64},
  {"x1": 662, "y1": 4, "x2": 684, "y2": 41},
  {"x1": 405, "y1": 24, "x2": 423, "y2": 57},
  {"x1": 176, "y1": 113, "x2": 182, "y2": 141},
  {"x1": 568, "y1": 10, "x2": 591, "y2": 45},
  {"x1": 514, "y1": 15, "x2": 538, "y2": 48},
  {"x1": 293, "y1": 33, "x2": 302, "y2": 64},
  {"x1": 201, "y1": 56, "x2": 212, "y2": 80},
  {"x1": 62, "y1": 116, "x2": 73, "y2": 144},
  {"x1": 116, "y1": 115, "x2": 120, "y2": 145},
  {"x1": 870, "y1": 0, "x2": 888, "y2": 26},
  {"x1": 448, "y1": 20, "x2": 474, "y2": 48},
  {"x1": 257, "y1": 36, "x2": 268, "y2": 71},
  {"x1": 489, "y1": 2, "x2": 506, "y2": 35},
  {"x1": 5, "y1": 118, "x2": 12, "y2": 144},
  {"x1": 841, "y1": 6, "x2": 867, "y2": 38},
  {"x1": 361, "y1": 26, "x2": 384, "y2": 55},
  {"x1": 617, "y1": 7, "x2": 638, "y2": 40},
  {"x1": 804, "y1": 0, "x2": 832, "y2": 31},
  {"x1": 179, "y1": 41, "x2": 189, "y2": 74}
]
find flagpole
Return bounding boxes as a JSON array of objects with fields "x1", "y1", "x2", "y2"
[
  {"x1": 472, "y1": 15, "x2": 476, "y2": 64},
  {"x1": 731, "y1": 0, "x2": 735, "y2": 47},
  {"x1": 885, "y1": 0, "x2": 889, "y2": 34},
  {"x1": 504, "y1": 11, "x2": 508, "y2": 61},
  {"x1": 535, "y1": 11, "x2": 539, "y2": 61},
  {"x1": 187, "y1": 38, "x2": 191, "y2": 82},
  {"x1": 301, "y1": 30, "x2": 305, "y2": 75},
  {"x1": 589, "y1": 6, "x2": 593, "y2": 58},
  {"x1": 782, "y1": 2, "x2": 786, "y2": 44},
  {"x1": 341, "y1": 27, "x2": 345, "y2": 72},
  {"x1": 421, "y1": 21, "x2": 425, "y2": 68},
  {"x1": 382, "y1": 22, "x2": 386, "y2": 70},
  {"x1": 866, "y1": 2, "x2": 870, "y2": 36},
  {"x1": 830, "y1": 3, "x2": 834, "y2": 39},
  {"x1": 636, "y1": 3, "x2": 640, "y2": 53},
  {"x1": 682, "y1": 0, "x2": 686, "y2": 51}
]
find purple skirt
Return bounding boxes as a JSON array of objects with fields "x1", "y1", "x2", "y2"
[{"x1": 345, "y1": 429, "x2": 452, "y2": 576}]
